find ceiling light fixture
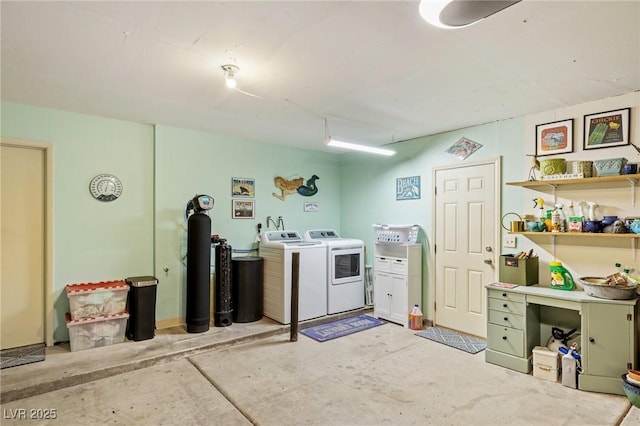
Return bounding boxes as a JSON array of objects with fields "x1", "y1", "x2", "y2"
[
  {"x1": 322, "y1": 118, "x2": 395, "y2": 156},
  {"x1": 419, "y1": 0, "x2": 521, "y2": 29},
  {"x1": 324, "y1": 138, "x2": 396, "y2": 156},
  {"x1": 221, "y1": 64, "x2": 239, "y2": 89}
]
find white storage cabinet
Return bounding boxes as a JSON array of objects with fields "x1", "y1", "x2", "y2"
[{"x1": 373, "y1": 243, "x2": 422, "y2": 327}]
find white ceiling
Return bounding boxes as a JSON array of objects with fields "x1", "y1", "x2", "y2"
[{"x1": 2, "y1": 1, "x2": 639, "y2": 154}]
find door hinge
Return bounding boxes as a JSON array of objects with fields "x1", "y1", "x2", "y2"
[
  {"x1": 629, "y1": 362, "x2": 633, "y2": 369},
  {"x1": 628, "y1": 314, "x2": 633, "y2": 321},
  {"x1": 434, "y1": 244, "x2": 436, "y2": 254},
  {"x1": 434, "y1": 186, "x2": 437, "y2": 196}
]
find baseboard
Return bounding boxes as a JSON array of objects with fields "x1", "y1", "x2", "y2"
[{"x1": 156, "y1": 316, "x2": 185, "y2": 330}]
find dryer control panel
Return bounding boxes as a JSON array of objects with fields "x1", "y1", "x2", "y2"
[
  {"x1": 305, "y1": 229, "x2": 339, "y2": 239},
  {"x1": 261, "y1": 230, "x2": 303, "y2": 243}
]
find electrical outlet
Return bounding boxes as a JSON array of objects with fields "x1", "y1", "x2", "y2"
[{"x1": 504, "y1": 235, "x2": 517, "y2": 248}]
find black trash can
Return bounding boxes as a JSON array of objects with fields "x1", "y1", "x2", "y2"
[
  {"x1": 125, "y1": 276, "x2": 158, "y2": 341},
  {"x1": 232, "y1": 257, "x2": 264, "y2": 323}
]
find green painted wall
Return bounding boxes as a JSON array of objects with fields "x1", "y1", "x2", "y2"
[
  {"x1": 1, "y1": 102, "x2": 154, "y2": 341},
  {"x1": 338, "y1": 118, "x2": 526, "y2": 316},
  {"x1": 339, "y1": 91, "x2": 640, "y2": 319},
  {"x1": 3, "y1": 91, "x2": 638, "y2": 342},
  {"x1": 154, "y1": 125, "x2": 342, "y2": 322},
  {"x1": 1, "y1": 102, "x2": 341, "y2": 340}
]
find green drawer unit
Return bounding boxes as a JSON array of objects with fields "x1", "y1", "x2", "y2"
[
  {"x1": 487, "y1": 323, "x2": 525, "y2": 357},
  {"x1": 488, "y1": 296, "x2": 525, "y2": 316},
  {"x1": 488, "y1": 289, "x2": 525, "y2": 303},
  {"x1": 488, "y1": 309, "x2": 525, "y2": 330}
]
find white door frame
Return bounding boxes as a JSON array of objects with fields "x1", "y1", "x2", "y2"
[
  {"x1": 1, "y1": 137, "x2": 54, "y2": 347},
  {"x1": 429, "y1": 156, "x2": 501, "y2": 328}
]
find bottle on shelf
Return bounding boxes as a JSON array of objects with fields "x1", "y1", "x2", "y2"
[
  {"x1": 566, "y1": 201, "x2": 575, "y2": 218},
  {"x1": 554, "y1": 204, "x2": 567, "y2": 232},
  {"x1": 551, "y1": 208, "x2": 561, "y2": 232},
  {"x1": 533, "y1": 197, "x2": 545, "y2": 223},
  {"x1": 586, "y1": 201, "x2": 598, "y2": 221}
]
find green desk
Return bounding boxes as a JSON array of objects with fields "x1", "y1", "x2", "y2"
[{"x1": 485, "y1": 283, "x2": 638, "y2": 395}]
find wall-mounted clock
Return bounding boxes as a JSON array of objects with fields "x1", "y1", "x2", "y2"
[{"x1": 89, "y1": 174, "x2": 123, "y2": 202}]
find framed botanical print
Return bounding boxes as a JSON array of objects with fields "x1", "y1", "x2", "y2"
[
  {"x1": 583, "y1": 108, "x2": 630, "y2": 150},
  {"x1": 535, "y1": 119, "x2": 573, "y2": 156}
]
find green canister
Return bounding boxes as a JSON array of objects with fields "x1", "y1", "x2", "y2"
[{"x1": 550, "y1": 261, "x2": 575, "y2": 290}]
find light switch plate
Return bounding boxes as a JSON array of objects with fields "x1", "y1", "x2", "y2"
[{"x1": 504, "y1": 235, "x2": 517, "y2": 248}]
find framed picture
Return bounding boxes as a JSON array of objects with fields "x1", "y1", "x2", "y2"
[
  {"x1": 232, "y1": 199, "x2": 254, "y2": 219},
  {"x1": 396, "y1": 176, "x2": 421, "y2": 200},
  {"x1": 583, "y1": 108, "x2": 630, "y2": 150},
  {"x1": 231, "y1": 177, "x2": 255, "y2": 197},
  {"x1": 535, "y1": 119, "x2": 573, "y2": 156},
  {"x1": 445, "y1": 137, "x2": 482, "y2": 160},
  {"x1": 303, "y1": 202, "x2": 319, "y2": 212}
]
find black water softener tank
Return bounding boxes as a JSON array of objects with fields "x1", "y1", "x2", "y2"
[
  {"x1": 186, "y1": 195, "x2": 214, "y2": 333},
  {"x1": 232, "y1": 257, "x2": 264, "y2": 323},
  {"x1": 214, "y1": 239, "x2": 233, "y2": 327}
]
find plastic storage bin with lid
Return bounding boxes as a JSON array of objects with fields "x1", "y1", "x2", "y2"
[
  {"x1": 65, "y1": 312, "x2": 129, "y2": 352},
  {"x1": 66, "y1": 280, "x2": 129, "y2": 319}
]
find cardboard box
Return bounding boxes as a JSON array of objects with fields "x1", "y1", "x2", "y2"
[
  {"x1": 568, "y1": 217, "x2": 583, "y2": 232},
  {"x1": 532, "y1": 346, "x2": 559, "y2": 382},
  {"x1": 498, "y1": 255, "x2": 539, "y2": 286}
]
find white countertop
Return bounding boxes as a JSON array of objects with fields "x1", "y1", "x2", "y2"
[{"x1": 487, "y1": 282, "x2": 639, "y2": 306}]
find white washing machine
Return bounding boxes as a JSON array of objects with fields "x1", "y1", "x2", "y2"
[
  {"x1": 259, "y1": 230, "x2": 327, "y2": 324},
  {"x1": 304, "y1": 229, "x2": 365, "y2": 314}
]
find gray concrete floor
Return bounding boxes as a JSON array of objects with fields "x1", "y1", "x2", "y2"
[{"x1": 1, "y1": 310, "x2": 639, "y2": 425}]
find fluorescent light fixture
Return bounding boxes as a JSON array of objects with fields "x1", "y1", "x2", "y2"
[
  {"x1": 419, "y1": 0, "x2": 521, "y2": 29},
  {"x1": 324, "y1": 138, "x2": 396, "y2": 156},
  {"x1": 221, "y1": 64, "x2": 239, "y2": 89}
]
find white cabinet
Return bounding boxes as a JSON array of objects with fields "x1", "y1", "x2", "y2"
[{"x1": 373, "y1": 243, "x2": 421, "y2": 327}]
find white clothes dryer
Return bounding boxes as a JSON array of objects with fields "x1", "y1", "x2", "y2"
[
  {"x1": 303, "y1": 229, "x2": 365, "y2": 314},
  {"x1": 259, "y1": 230, "x2": 327, "y2": 324}
]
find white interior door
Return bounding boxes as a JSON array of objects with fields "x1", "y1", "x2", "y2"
[
  {"x1": 1, "y1": 144, "x2": 46, "y2": 349},
  {"x1": 433, "y1": 159, "x2": 499, "y2": 338}
]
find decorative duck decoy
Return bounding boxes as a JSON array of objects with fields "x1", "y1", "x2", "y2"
[{"x1": 297, "y1": 174, "x2": 319, "y2": 197}]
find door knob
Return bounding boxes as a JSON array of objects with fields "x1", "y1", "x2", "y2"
[
  {"x1": 484, "y1": 259, "x2": 493, "y2": 265},
  {"x1": 486, "y1": 247, "x2": 493, "y2": 252}
]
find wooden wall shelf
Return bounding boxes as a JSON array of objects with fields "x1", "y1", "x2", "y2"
[
  {"x1": 510, "y1": 231, "x2": 640, "y2": 239},
  {"x1": 507, "y1": 174, "x2": 640, "y2": 187}
]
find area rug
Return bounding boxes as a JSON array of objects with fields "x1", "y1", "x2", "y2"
[
  {"x1": 300, "y1": 315, "x2": 385, "y2": 342},
  {"x1": 0, "y1": 342, "x2": 45, "y2": 369},
  {"x1": 416, "y1": 326, "x2": 486, "y2": 354}
]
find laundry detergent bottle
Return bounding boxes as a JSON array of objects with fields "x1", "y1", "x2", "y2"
[
  {"x1": 409, "y1": 304, "x2": 423, "y2": 330},
  {"x1": 550, "y1": 261, "x2": 575, "y2": 290}
]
